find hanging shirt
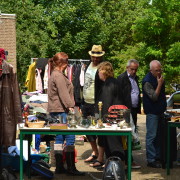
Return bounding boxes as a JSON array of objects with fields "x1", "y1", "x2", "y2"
[
  {"x1": 80, "y1": 63, "x2": 85, "y2": 86},
  {"x1": 25, "y1": 62, "x2": 36, "y2": 92},
  {"x1": 67, "y1": 64, "x2": 73, "y2": 82},
  {"x1": 83, "y1": 62, "x2": 97, "y2": 104},
  {"x1": 43, "y1": 64, "x2": 49, "y2": 89},
  {"x1": 35, "y1": 68, "x2": 43, "y2": 92}
]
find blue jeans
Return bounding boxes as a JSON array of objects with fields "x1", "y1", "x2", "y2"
[
  {"x1": 146, "y1": 114, "x2": 162, "y2": 163},
  {"x1": 50, "y1": 112, "x2": 75, "y2": 146}
]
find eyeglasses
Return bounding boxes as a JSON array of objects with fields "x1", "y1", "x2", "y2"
[
  {"x1": 129, "y1": 68, "x2": 138, "y2": 71},
  {"x1": 153, "y1": 69, "x2": 163, "y2": 72}
]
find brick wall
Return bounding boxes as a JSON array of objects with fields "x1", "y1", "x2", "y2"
[{"x1": 0, "y1": 13, "x2": 17, "y2": 72}]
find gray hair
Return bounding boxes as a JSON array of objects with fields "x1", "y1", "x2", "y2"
[
  {"x1": 150, "y1": 60, "x2": 161, "y2": 70},
  {"x1": 127, "y1": 59, "x2": 139, "y2": 67}
]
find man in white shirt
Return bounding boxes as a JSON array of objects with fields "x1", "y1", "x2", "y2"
[{"x1": 82, "y1": 45, "x2": 105, "y2": 163}]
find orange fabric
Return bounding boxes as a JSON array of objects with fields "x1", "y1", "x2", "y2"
[{"x1": 108, "y1": 105, "x2": 128, "y2": 112}]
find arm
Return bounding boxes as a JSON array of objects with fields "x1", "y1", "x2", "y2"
[
  {"x1": 143, "y1": 76, "x2": 164, "y2": 102},
  {"x1": 155, "y1": 75, "x2": 164, "y2": 97},
  {"x1": 143, "y1": 82, "x2": 157, "y2": 101}
]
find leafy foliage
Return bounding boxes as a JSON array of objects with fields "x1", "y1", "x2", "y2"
[{"x1": 0, "y1": 0, "x2": 179, "y2": 93}]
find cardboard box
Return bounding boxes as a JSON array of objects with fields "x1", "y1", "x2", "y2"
[{"x1": 50, "y1": 124, "x2": 68, "y2": 129}]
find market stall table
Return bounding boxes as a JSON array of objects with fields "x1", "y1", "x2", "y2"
[
  {"x1": 167, "y1": 121, "x2": 180, "y2": 175},
  {"x1": 19, "y1": 126, "x2": 132, "y2": 180}
]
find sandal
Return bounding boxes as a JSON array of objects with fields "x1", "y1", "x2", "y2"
[
  {"x1": 97, "y1": 164, "x2": 105, "y2": 171},
  {"x1": 89, "y1": 160, "x2": 104, "y2": 168},
  {"x1": 84, "y1": 155, "x2": 97, "y2": 163}
]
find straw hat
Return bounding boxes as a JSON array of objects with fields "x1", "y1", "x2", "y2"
[{"x1": 88, "y1": 45, "x2": 105, "y2": 57}]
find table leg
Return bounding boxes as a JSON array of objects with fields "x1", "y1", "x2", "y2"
[
  {"x1": 20, "y1": 132, "x2": 24, "y2": 180},
  {"x1": 27, "y1": 135, "x2": 31, "y2": 179},
  {"x1": 127, "y1": 132, "x2": 132, "y2": 180},
  {"x1": 167, "y1": 123, "x2": 170, "y2": 175}
]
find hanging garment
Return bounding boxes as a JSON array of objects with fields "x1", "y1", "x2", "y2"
[
  {"x1": 67, "y1": 65, "x2": 73, "y2": 82},
  {"x1": 36, "y1": 58, "x2": 49, "y2": 71},
  {"x1": 0, "y1": 61, "x2": 22, "y2": 146},
  {"x1": 0, "y1": 48, "x2": 6, "y2": 60},
  {"x1": 25, "y1": 62, "x2": 36, "y2": 92},
  {"x1": 79, "y1": 64, "x2": 85, "y2": 86},
  {"x1": 43, "y1": 64, "x2": 49, "y2": 90},
  {"x1": 72, "y1": 64, "x2": 82, "y2": 105},
  {"x1": 35, "y1": 68, "x2": 43, "y2": 92}
]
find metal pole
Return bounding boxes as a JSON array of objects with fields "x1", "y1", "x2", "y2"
[
  {"x1": 127, "y1": 132, "x2": 132, "y2": 180},
  {"x1": 20, "y1": 132, "x2": 24, "y2": 180},
  {"x1": 167, "y1": 122, "x2": 170, "y2": 175}
]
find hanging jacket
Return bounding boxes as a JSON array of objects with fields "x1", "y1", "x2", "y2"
[
  {"x1": 25, "y1": 62, "x2": 36, "y2": 92},
  {"x1": 72, "y1": 64, "x2": 82, "y2": 105},
  {"x1": 0, "y1": 60, "x2": 22, "y2": 146}
]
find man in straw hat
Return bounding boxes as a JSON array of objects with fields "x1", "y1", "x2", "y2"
[{"x1": 82, "y1": 45, "x2": 105, "y2": 163}]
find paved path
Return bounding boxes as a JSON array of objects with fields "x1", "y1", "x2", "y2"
[{"x1": 20, "y1": 114, "x2": 180, "y2": 180}]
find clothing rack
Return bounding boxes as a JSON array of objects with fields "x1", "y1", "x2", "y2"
[
  {"x1": 30, "y1": 58, "x2": 38, "y2": 64},
  {"x1": 31, "y1": 58, "x2": 90, "y2": 64},
  {"x1": 68, "y1": 59, "x2": 90, "y2": 62}
]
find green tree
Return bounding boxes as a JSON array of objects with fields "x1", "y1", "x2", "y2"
[
  {"x1": 0, "y1": 0, "x2": 56, "y2": 86},
  {"x1": 131, "y1": 0, "x2": 180, "y2": 91},
  {"x1": 0, "y1": 0, "x2": 179, "y2": 93}
]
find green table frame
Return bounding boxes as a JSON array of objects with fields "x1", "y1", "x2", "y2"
[
  {"x1": 167, "y1": 121, "x2": 180, "y2": 175},
  {"x1": 20, "y1": 128, "x2": 132, "y2": 180}
]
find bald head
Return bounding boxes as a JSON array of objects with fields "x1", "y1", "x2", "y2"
[
  {"x1": 150, "y1": 60, "x2": 162, "y2": 78},
  {"x1": 150, "y1": 60, "x2": 161, "y2": 69}
]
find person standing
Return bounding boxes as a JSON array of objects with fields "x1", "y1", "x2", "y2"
[
  {"x1": 117, "y1": 59, "x2": 141, "y2": 131},
  {"x1": 117, "y1": 59, "x2": 141, "y2": 169},
  {"x1": 142, "y1": 60, "x2": 167, "y2": 168},
  {"x1": 48, "y1": 52, "x2": 84, "y2": 175},
  {"x1": 82, "y1": 45, "x2": 105, "y2": 162},
  {"x1": 90, "y1": 62, "x2": 125, "y2": 168}
]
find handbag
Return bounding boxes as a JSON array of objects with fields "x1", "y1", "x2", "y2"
[
  {"x1": 31, "y1": 160, "x2": 54, "y2": 179},
  {"x1": 102, "y1": 156, "x2": 126, "y2": 180}
]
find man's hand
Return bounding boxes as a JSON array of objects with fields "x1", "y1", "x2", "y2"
[
  {"x1": 155, "y1": 75, "x2": 164, "y2": 97},
  {"x1": 157, "y1": 75, "x2": 164, "y2": 86}
]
